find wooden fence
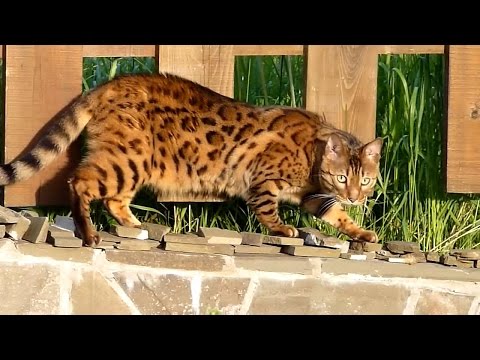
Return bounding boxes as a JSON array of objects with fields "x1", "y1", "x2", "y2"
[{"x1": 0, "y1": 45, "x2": 477, "y2": 207}]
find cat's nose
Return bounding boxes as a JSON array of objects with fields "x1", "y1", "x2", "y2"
[{"x1": 348, "y1": 197, "x2": 356, "y2": 203}]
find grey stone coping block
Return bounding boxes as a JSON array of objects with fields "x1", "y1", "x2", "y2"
[
  {"x1": 105, "y1": 248, "x2": 227, "y2": 272},
  {"x1": 282, "y1": 246, "x2": 341, "y2": 258},
  {"x1": 441, "y1": 255, "x2": 459, "y2": 266},
  {"x1": 114, "y1": 239, "x2": 159, "y2": 251},
  {"x1": 98, "y1": 231, "x2": 122, "y2": 243},
  {"x1": 386, "y1": 241, "x2": 421, "y2": 254},
  {"x1": 22, "y1": 217, "x2": 49, "y2": 244},
  {"x1": 456, "y1": 259, "x2": 475, "y2": 269},
  {"x1": 5, "y1": 216, "x2": 31, "y2": 241},
  {"x1": 164, "y1": 234, "x2": 207, "y2": 244},
  {"x1": 320, "y1": 258, "x2": 480, "y2": 283},
  {"x1": 48, "y1": 225, "x2": 75, "y2": 239},
  {"x1": 426, "y1": 252, "x2": 441, "y2": 263},
  {"x1": 234, "y1": 244, "x2": 281, "y2": 254},
  {"x1": 0, "y1": 206, "x2": 21, "y2": 224},
  {"x1": 341, "y1": 253, "x2": 367, "y2": 261},
  {"x1": 197, "y1": 227, "x2": 242, "y2": 245},
  {"x1": 363, "y1": 242, "x2": 383, "y2": 252},
  {"x1": 402, "y1": 252, "x2": 426, "y2": 263},
  {"x1": 349, "y1": 241, "x2": 364, "y2": 251},
  {"x1": 140, "y1": 223, "x2": 171, "y2": 241},
  {"x1": 240, "y1": 232, "x2": 263, "y2": 246},
  {"x1": 198, "y1": 227, "x2": 241, "y2": 238},
  {"x1": 110, "y1": 225, "x2": 148, "y2": 240},
  {"x1": 53, "y1": 237, "x2": 83, "y2": 248},
  {"x1": 450, "y1": 249, "x2": 480, "y2": 260},
  {"x1": 54, "y1": 216, "x2": 76, "y2": 232},
  {"x1": 388, "y1": 256, "x2": 416, "y2": 265},
  {"x1": 240, "y1": 232, "x2": 303, "y2": 246}
]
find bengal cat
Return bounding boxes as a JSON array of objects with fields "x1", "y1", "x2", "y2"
[{"x1": 0, "y1": 73, "x2": 383, "y2": 247}]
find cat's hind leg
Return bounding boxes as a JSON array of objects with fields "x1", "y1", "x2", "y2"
[
  {"x1": 103, "y1": 194, "x2": 141, "y2": 228},
  {"x1": 69, "y1": 159, "x2": 143, "y2": 247}
]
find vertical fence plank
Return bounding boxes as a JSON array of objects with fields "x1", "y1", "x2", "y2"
[
  {"x1": 304, "y1": 45, "x2": 379, "y2": 144},
  {"x1": 3, "y1": 45, "x2": 83, "y2": 207},
  {"x1": 158, "y1": 45, "x2": 234, "y2": 97},
  {"x1": 445, "y1": 45, "x2": 480, "y2": 193}
]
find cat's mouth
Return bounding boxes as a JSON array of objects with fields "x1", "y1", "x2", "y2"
[{"x1": 336, "y1": 196, "x2": 366, "y2": 206}]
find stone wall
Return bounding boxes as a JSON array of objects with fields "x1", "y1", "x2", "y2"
[{"x1": 0, "y1": 238, "x2": 479, "y2": 315}]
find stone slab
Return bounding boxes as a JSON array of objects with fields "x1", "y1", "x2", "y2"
[
  {"x1": 234, "y1": 244, "x2": 281, "y2": 254},
  {"x1": 386, "y1": 241, "x2": 421, "y2": 254},
  {"x1": 200, "y1": 278, "x2": 250, "y2": 315},
  {"x1": 114, "y1": 239, "x2": 159, "y2": 251},
  {"x1": 283, "y1": 246, "x2": 340, "y2": 258},
  {"x1": 114, "y1": 272, "x2": 193, "y2": 315},
  {"x1": 0, "y1": 264, "x2": 60, "y2": 314},
  {"x1": 22, "y1": 217, "x2": 49, "y2": 244},
  {"x1": 164, "y1": 233, "x2": 206, "y2": 244},
  {"x1": 415, "y1": 289, "x2": 474, "y2": 315},
  {"x1": 5, "y1": 215, "x2": 31, "y2": 241},
  {"x1": 426, "y1": 252, "x2": 441, "y2": 263},
  {"x1": 198, "y1": 227, "x2": 242, "y2": 245},
  {"x1": 140, "y1": 223, "x2": 171, "y2": 241},
  {"x1": 53, "y1": 237, "x2": 83, "y2": 248},
  {"x1": 248, "y1": 278, "x2": 410, "y2": 315},
  {"x1": 110, "y1": 225, "x2": 148, "y2": 240},
  {"x1": 0, "y1": 206, "x2": 21, "y2": 224},
  {"x1": 54, "y1": 216, "x2": 76, "y2": 232},
  {"x1": 450, "y1": 249, "x2": 480, "y2": 260},
  {"x1": 71, "y1": 271, "x2": 132, "y2": 314},
  {"x1": 363, "y1": 242, "x2": 383, "y2": 252},
  {"x1": 341, "y1": 253, "x2": 367, "y2": 261}
]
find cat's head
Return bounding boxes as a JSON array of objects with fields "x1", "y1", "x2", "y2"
[{"x1": 318, "y1": 133, "x2": 383, "y2": 206}]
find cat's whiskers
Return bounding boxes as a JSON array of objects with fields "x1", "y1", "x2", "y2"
[{"x1": 303, "y1": 193, "x2": 335, "y2": 202}]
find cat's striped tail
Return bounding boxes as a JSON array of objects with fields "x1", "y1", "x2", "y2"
[{"x1": 0, "y1": 94, "x2": 94, "y2": 186}]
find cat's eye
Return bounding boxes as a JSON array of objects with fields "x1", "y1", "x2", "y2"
[
  {"x1": 361, "y1": 178, "x2": 371, "y2": 186},
  {"x1": 337, "y1": 175, "x2": 347, "y2": 183}
]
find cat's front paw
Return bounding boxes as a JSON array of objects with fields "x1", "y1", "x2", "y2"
[
  {"x1": 353, "y1": 230, "x2": 378, "y2": 243},
  {"x1": 271, "y1": 225, "x2": 299, "y2": 238},
  {"x1": 83, "y1": 232, "x2": 102, "y2": 247}
]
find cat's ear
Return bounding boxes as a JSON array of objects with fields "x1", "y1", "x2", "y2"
[
  {"x1": 362, "y1": 137, "x2": 383, "y2": 162},
  {"x1": 325, "y1": 134, "x2": 345, "y2": 161}
]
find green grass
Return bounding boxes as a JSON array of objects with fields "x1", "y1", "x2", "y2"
[
  {"x1": 2, "y1": 53, "x2": 479, "y2": 252},
  {"x1": 371, "y1": 54, "x2": 480, "y2": 252}
]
